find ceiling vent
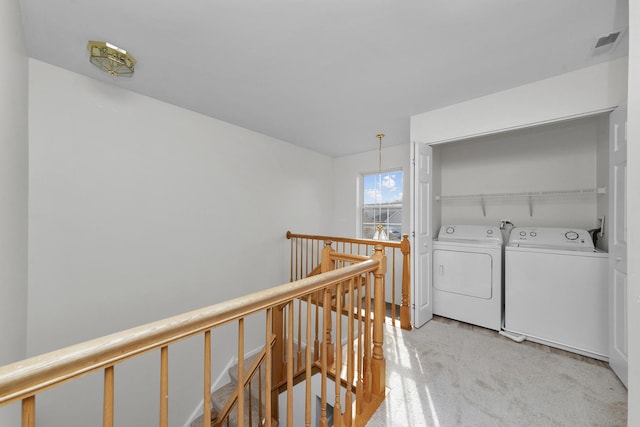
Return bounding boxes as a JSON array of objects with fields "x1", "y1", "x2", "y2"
[{"x1": 594, "y1": 32, "x2": 620, "y2": 49}]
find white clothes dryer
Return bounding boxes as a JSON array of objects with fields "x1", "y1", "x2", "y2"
[
  {"x1": 503, "y1": 227, "x2": 608, "y2": 360},
  {"x1": 432, "y1": 225, "x2": 503, "y2": 331}
]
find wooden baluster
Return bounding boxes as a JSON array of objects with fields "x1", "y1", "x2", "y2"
[
  {"x1": 265, "y1": 308, "x2": 274, "y2": 427},
  {"x1": 22, "y1": 396, "x2": 35, "y2": 427},
  {"x1": 391, "y1": 248, "x2": 397, "y2": 327},
  {"x1": 314, "y1": 290, "x2": 320, "y2": 361},
  {"x1": 297, "y1": 299, "x2": 303, "y2": 370},
  {"x1": 287, "y1": 301, "x2": 294, "y2": 427},
  {"x1": 400, "y1": 234, "x2": 412, "y2": 330},
  {"x1": 344, "y1": 277, "x2": 355, "y2": 426},
  {"x1": 319, "y1": 289, "x2": 329, "y2": 427},
  {"x1": 285, "y1": 303, "x2": 290, "y2": 379},
  {"x1": 305, "y1": 294, "x2": 313, "y2": 427},
  {"x1": 248, "y1": 378, "x2": 253, "y2": 426},
  {"x1": 356, "y1": 275, "x2": 364, "y2": 415},
  {"x1": 295, "y1": 238, "x2": 300, "y2": 281},
  {"x1": 290, "y1": 236, "x2": 294, "y2": 283},
  {"x1": 321, "y1": 241, "x2": 335, "y2": 366},
  {"x1": 371, "y1": 244, "x2": 387, "y2": 396},
  {"x1": 363, "y1": 273, "x2": 372, "y2": 402},
  {"x1": 272, "y1": 305, "x2": 284, "y2": 385},
  {"x1": 258, "y1": 366, "x2": 263, "y2": 426},
  {"x1": 282, "y1": 305, "x2": 287, "y2": 376},
  {"x1": 334, "y1": 282, "x2": 343, "y2": 427},
  {"x1": 203, "y1": 331, "x2": 212, "y2": 427},
  {"x1": 160, "y1": 346, "x2": 169, "y2": 427},
  {"x1": 304, "y1": 239, "x2": 313, "y2": 277},
  {"x1": 323, "y1": 290, "x2": 334, "y2": 368},
  {"x1": 103, "y1": 366, "x2": 114, "y2": 427},
  {"x1": 237, "y1": 319, "x2": 244, "y2": 427}
]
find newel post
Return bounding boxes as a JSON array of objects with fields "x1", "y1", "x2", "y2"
[
  {"x1": 320, "y1": 240, "x2": 334, "y2": 273},
  {"x1": 371, "y1": 244, "x2": 387, "y2": 396},
  {"x1": 400, "y1": 234, "x2": 412, "y2": 331}
]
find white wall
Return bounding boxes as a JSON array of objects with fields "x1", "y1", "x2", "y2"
[
  {"x1": 411, "y1": 57, "x2": 628, "y2": 145},
  {"x1": 332, "y1": 144, "x2": 410, "y2": 238},
  {"x1": 434, "y1": 115, "x2": 607, "y2": 234},
  {"x1": 0, "y1": 0, "x2": 28, "y2": 425},
  {"x1": 27, "y1": 59, "x2": 333, "y2": 427},
  {"x1": 626, "y1": 1, "x2": 639, "y2": 423}
]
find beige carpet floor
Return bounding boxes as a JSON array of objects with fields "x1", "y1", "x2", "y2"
[{"x1": 367, "y1": 316, "x2": 627, "y2": 427}]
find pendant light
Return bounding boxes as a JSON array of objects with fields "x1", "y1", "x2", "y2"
[{"x1": 372, "y1": 133, "x2": 388, "y2": 240}]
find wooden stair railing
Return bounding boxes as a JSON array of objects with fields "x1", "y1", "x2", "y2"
[
  {"x1": 286, "y1": 231, "x2": 411, "y2": 331},
  {"x1": 0, "y1": 243, "x2": 387, "y2": 427},
  {"x1": 272, "y1": 242, "x2": 388, "y2": 426}
]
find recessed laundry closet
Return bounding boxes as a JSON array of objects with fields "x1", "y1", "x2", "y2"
[
  {"x1": 431, "y1": 114, "x2": 609, "y2": 244},
  {"x1": 428, "y1": 113, "x2": 612, "y2": 357},
  {"x1": 412, "y1": 111, "x2": 630, "y2": 396}
]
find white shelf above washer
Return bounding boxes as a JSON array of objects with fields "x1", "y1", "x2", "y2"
[{"x1": 434, "y1": 188, "x2": 607, "y2": 216}]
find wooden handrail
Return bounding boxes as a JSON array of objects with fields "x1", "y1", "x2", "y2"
[
  {"x1": 286, "y1": 231, "x2": 402, "y2": 248},
  {"x1": 329, "y1": 252, "x2": 369, "y2": 264},
  {"x1": 0, "y1": 259, "x2": 379, "y2": 406}
]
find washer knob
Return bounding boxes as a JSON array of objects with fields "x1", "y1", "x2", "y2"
[
  {"x1": 446, "y1": 226, "x2": 455, "y2": 234},
  {"x1": 487, "y1": 229, "x2": 493, "y2": 235},
  {"x1": 530, "y1": 231, "x2": 537, "y2": 237},
  {"x1": 565, "y1": 231, "x2": 579, "y2": 240},
  {"x1": 519, "y1": 231, "x2": 526, "y2": 237}
]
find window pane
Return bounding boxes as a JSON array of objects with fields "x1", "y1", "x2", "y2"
[
  {"x1": 387, "y1": 208, "x2": 402, "y2": 222},
  {"x1": 362, "y1": 208, "x2": 377, "y2": 223},
  {"x1": 363, "y1": 171, "x2": 403, "y2": 205},
  {"x1": 362, "y1": 224, "x2": 376, "y2": 239},
  {"x1": 361, "y1": 170, "x2": 403, "y2": 240},
  {"x1": 388, "y1": 225, "x2": 402, "y2": 241}
]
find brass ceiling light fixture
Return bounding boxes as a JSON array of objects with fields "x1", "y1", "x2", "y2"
[
  {"x1": 372, "y1": 133, "x2": 388, "y2": 241},
  {"x1": 87, "y1": 41, "x2": 136, "y2": 77}
]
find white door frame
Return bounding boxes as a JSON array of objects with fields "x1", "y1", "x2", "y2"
[
  {"x1": 410, "y1": 141, "x2": 433, "y2": 328},
  {"x1": 609, "y1": 106, "x2": 628, "y2": 387}
]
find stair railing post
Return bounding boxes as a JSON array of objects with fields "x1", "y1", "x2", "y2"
[
  {"x1": 400, "y1": 234, "x2": 412, "y2": 331},
  {"x1": 371, "y1": 244, "x2": 387, "y2": 397},
  {"x1": 320, "y1": 240, "x2": 334, "y2": 274}
]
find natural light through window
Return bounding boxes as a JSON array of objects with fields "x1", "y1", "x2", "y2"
[{"x1": 362, "y1": 170, "x2": 403, "y2": 240}]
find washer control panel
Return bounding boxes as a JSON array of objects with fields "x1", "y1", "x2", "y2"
[
  {"x1": 508, "y1": 227, "x2": 594, "y2": 251},
  {"x1": 437, "y1": 225, "x2": 503, "y2": 244}
]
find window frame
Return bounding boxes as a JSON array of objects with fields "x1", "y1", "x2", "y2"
[{"x1": 359, "y1": 168, "x2": 404, "y2": 241}]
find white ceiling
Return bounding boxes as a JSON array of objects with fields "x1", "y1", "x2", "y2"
[{"x1": 19, "y1": 0, "x2": 628, "y2": 157}]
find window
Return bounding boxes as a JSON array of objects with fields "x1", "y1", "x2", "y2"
[{"x1": 361, "y1": 170, "x2": 403, "y2": 241}]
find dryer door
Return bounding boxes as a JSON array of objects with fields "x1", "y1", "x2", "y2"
[{"x1": 433, "y1": 250, "x2": 493, "y2": 299}]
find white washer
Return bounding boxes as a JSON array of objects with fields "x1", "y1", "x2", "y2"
[
  {"x1": 503, "y1": 227, "x2": 609, "y2": 360},
  {"x1": 432, "y1": 225, "x2": 503, "y2": 331}
]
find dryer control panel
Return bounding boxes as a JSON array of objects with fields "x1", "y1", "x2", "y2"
[
  {"x1": 437, "y1": 225, "x2": 503, "y2": 244},
  {"x1": 508, "y1": 227, "x2": 594, "y2": 251}
]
